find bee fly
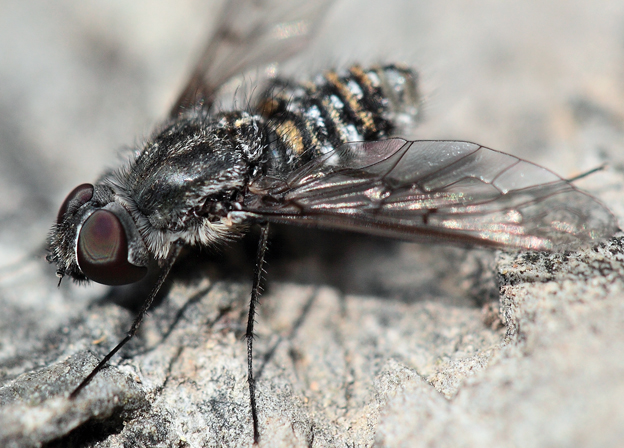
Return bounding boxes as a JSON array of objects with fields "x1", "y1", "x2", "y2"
[{"x1": 46, "y1": 0, "x2": 618, "y2": 443}]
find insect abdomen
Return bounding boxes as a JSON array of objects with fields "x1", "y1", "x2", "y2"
[{"x1": 258, "y1": 65, "x2": 419, "y2": 175}]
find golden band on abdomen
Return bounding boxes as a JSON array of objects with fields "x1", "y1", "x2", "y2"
[{"x1": 258, "y1": 64, "x2": 420, "y2": 176}]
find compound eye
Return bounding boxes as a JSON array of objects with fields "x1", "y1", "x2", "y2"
[
  {"x1": 57, "y1": 183, "x2": 94, "y2": 223},
  {"x1": 77, "y1": 210, "x2": 147, "y2": 285}
]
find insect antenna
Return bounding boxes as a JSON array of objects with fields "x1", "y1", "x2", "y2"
[
  {"x1": 246, "y1": 223, "x2": 270, "y2": 444},
  {"x1": 69, "y1": 242, "x2": 184, "y2": 399}
]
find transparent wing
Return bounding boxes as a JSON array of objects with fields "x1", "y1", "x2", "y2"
[
  {"x1": 241, "y1": 139, "x2": 619, "y2": 250},
  {"x1": 171, "y1": 0, "x2": 334, "y2": 116}
]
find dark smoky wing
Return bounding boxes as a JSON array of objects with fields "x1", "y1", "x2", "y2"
[
  {"x1": 242, "y1": 139, "x2": 619, "y2": 250},
  {"x1": 170, "y1": 0, "x2": 334, "y2": 116}
]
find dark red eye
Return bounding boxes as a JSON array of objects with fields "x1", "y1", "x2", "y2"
[
  {"x1": 77, "y1": 210, "x2": 147, "y2": 285},
  {"x1": 57, "y1": 183, "x2": 94, "y2": 223}
]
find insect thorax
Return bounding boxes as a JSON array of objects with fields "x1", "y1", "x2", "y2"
[{"x1": 256, "y1": 64, "x2": 420, "y2": 176}]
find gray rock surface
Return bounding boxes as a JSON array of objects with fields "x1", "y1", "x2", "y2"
[{"x1": 1, "y1": 0, "x2": 623, "y2": 447}]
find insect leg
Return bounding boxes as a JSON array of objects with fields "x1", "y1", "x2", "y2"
[
  {"x1": 69, "y1": 242, "x2": 183, "y2": 399},
  {"x1": 246, "y1": 222, "x2": 270, "y2": 444}
]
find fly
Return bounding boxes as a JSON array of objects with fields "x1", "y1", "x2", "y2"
[{"x1": 46, "y1": 0, "x2": 619, "y2": 443}]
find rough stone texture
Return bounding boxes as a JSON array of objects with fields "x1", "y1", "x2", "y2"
[{"x1": 1, "y1": 0, "x2": 623, "y2": 447}]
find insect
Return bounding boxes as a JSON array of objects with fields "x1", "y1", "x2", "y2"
[{"x1": 46, "y1": 0, "x2": 619, "y2": 443}]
